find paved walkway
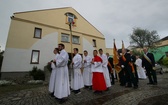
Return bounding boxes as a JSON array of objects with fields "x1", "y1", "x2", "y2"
[{"x1": 0, "y1": 73, "x2": 168, "y2": 105}]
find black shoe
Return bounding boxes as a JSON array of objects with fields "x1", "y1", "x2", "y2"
[
  {"x1": 105, "y1": 88, "x2": 109, "y2": 91},
  {"x1": 94, "y1": 91, "x2": 102, "y2": 94},
  {"x1": 111, "y1": 82, "x2": 115, "y2": 85},
  {"x1": 133, "y1": 86, "x2": 138, "y2": 89},
  {"x1": 75, "y1": 91, "x2": 81, "y2": 95},
  {"x1": 49, "y1": 92, "x2": 54, "y2": 97},
  {"x1": 125, "y1": 85, "x2": 132, "y2": 88},
  {"x1": 58, "y1": 99, "x2": 66, "y2": 104},
  {"x1": 89, "y1": 86, "x2": 92, "y2": 90},
  {"x1": 84, "y1": 86, "x2": 89, "y2": 89},
  {"x1": 120, "y1": 84, "x2": 125, "y2": 86},
  {"x1": 147, "y1": 83, "x2": 153, "y2": 85},
  {"x1": 153, "y1": 83, "x2": 157, "y2": 85}
]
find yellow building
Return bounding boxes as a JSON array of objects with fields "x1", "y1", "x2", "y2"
[
  {"x1": 106, "y1": 48, "x2": 114, "y2": 56},
  {"x1": 1, "y1": 7, "x2": 106, "y2": 78}
]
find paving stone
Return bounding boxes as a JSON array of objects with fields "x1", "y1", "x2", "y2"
[
  {"x1": 0, "y1": 73, "x2": 168, "y2": 105},
  {"x1": 11, "y1": 97, "x2": 21, "y2": 101}
]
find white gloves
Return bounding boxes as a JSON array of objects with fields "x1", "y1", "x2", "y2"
[{"x1": 121, "y1": 65, "x2": 124, "y2": 68}]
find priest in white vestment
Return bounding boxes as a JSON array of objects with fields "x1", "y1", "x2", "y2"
[
  {"x1": 83, "y1": 50, "x2": 92, "y2": 89},
  {"x1": 49, "y1": 48, "x2": 59, "y2": 96},
  {"x1": 71, "y1": 48, "x2": 84, "y2": 94},
  {"x1": 135, "y1": 56, "x2": 147, "y2": 79},
  {"x1": 54, "y1": 43, "x2": 70, "y2": 104},
  {"x1": 99, "y1": 49, "x2": 111, "y2": 89}
]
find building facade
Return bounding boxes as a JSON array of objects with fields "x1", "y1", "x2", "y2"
[
  {"x1": 1, "y1": 7, "x2": 106, "y2": 78},
  {"x1": 152, "y1": 36, "x2": 168, "y2": 61}
]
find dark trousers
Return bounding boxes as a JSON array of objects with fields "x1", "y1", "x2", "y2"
[
  {"x1": 134, "y1": 65, "x2": 139, "y2": 84},
  {"x1": 111, "y1": 73, "x2": 115, "y2": 84},
  {"x1": 119, "y1": 69, "x2": 126, "y2": 86},
  {"x1": 146, "y1": 67, "x2": 157, "y2": 83},
  {"x1": 125, "y1": 68, "x2": 138, "y2": 87},
  {"x1": 108, "y1": 68, "x2": 115, "y2": 84}
]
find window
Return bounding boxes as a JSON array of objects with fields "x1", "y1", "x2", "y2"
[
  {"x1": 30, "y1": 50, "x2": 40, "y2": 64},
  {"x1": 72, "y1": 36, "x2": 80, "y2": 44},
  {"x1": 93, "y1": 39, "x2": 96, "y2": 47},
  {"x1": 61, "y1": 33, "x2": 70, "y2": 42},
  {"x1": 67, "y1": 13, "x2": 74, "y2": 23},
  {"x1": 34, "y1": 28, "x2": 42, "y2": 38},
  {"x1": 65, "y1": 12, "x2": 77, "y2": 26}
]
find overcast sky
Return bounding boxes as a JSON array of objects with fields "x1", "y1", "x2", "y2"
[{"x1": 0, "y1": 0, "x2": 168, "y2": 50}]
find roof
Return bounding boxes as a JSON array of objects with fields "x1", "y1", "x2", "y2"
[{"x1": 160, "y1": 36, "x2": 168, "y2": 41}]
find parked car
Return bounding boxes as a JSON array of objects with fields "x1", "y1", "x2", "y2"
[{"x1": 154, "y1": 64, "x2": 163, "y2": 74}]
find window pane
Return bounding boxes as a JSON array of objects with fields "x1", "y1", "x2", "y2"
[
  {"x1": 61, "y1": 34, "x2": 69, "y2": 42},
  {"x1": 67, "y1": 13, "x2": 74, "y2": 18},
  {"x1": 93, "y1": 40, "x2": 96, "y2": 47},
  {"x1": 35, "y1": 28, "x2": 41, "y2": 38},
  {"x1": 72, "y1": 36, "x2": 79, "y2": 44},
  {"x1": 68, "y1": 17, "x2": 74, "y2": 23},
  {"x1": 31, "y1": 50, "x2": 39, "y2": 63}
]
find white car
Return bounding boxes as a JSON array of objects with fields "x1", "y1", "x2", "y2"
[{"x1": 154, "y1": 64, "x2": 163, "y2": 74}]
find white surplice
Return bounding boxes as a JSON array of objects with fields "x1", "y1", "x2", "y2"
[
  {"x1": 135, "y1": 58, "x2": 147, "y2": 79},
  {"x1": 54, "y1": 49, "x2": 70, "y2": 99},
  {"x1": 100, "y1": 54, "x2": 111, "y2": 87},
  {"x1": 49, "y1": 53, "x2": 59, "y2": 93},
  {"x1": 83, "y1": 55, "x2": 92, "y2": 86},
  {"x1": 71, "y1": 53, "x2": 84, "y2": 90}
]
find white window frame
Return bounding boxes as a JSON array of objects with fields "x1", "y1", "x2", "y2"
[
  {"x1": 61, "y1": 33, "x2": 70, "y2": 42},
  {"x1": 34, "y1": 27, "x2": 42, "y2": 39},
  {"x1": 93, "y1": 39, "x2": 96, "y2": 47},
  {"x1": 30, "y1": 50, "x2": 40, "y2": 64},
  {"x1": 72, "y1": 36, "x2": 80, "y2": 44}
]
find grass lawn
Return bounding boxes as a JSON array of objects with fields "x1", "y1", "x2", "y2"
[{"x1": 0, "y1": 84, "x2": 44, "y2": 95}]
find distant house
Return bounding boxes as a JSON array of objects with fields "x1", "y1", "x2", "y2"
[
  {"x1": 106, "y1": 48, "x2": 114, "y2": 56},
  {"x1": 1, "y1": 7, "x2": 107, "y2": 79},
  {"x1": 151, "y1": 36, "x2": 168, "y2": 61}
]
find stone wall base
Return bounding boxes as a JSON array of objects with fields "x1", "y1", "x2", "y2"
[{"x1": 1, "y1": 72, "x2": 29, "y2": 80}]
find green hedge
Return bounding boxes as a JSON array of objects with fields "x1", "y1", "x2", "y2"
[
  {"x1": 29, "y1": 66, "x2": 45, "y2": 80},
  {"x1": 162, "y1": 57, "x2": 168, "y2": 67}
]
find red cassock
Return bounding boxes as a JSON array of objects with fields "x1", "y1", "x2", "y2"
[{"x1": 92, "y1": 55, "x2": 107, "y2": 91}]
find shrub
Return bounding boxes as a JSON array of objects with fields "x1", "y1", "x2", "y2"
[
  {"x1": 29, "y1": 66, "x2": 45, "y2": 81},
  {"x1": 162, "y1": 57, "x2": 168, "y2": 67}
]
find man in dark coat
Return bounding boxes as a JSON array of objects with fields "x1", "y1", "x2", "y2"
[
  {"x1": 130, "y1": 51, "x2": 139, "y2": 84},
  {"x1": 121, "y1": 49, "x2": 138, "y2": 89},
  {"x1": 142, "y1": 48, "x2": 157, "y2": 85}
]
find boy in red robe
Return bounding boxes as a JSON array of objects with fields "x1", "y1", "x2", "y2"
[{"x1": 91, "y1": 50, "x2": 107, "y2": 93}]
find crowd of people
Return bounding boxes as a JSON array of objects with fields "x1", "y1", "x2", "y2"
[{"x1": 48, "y1": 43, "x2": 157, "y2": 104}]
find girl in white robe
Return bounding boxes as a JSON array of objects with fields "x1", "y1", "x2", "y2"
[{"x1": 135, "y1": 56, "x2": 147, "y2": 79}]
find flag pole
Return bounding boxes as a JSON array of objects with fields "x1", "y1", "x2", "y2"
[
  {"x1": 113, "y1": 39, "x2": 120, "y2": 82},
  {"x1": 69, "y1": 23, "x2": 73, "y2": 60},
  {"x1": 69, "y1": 22, "x2": 74, "y2": 78}
]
